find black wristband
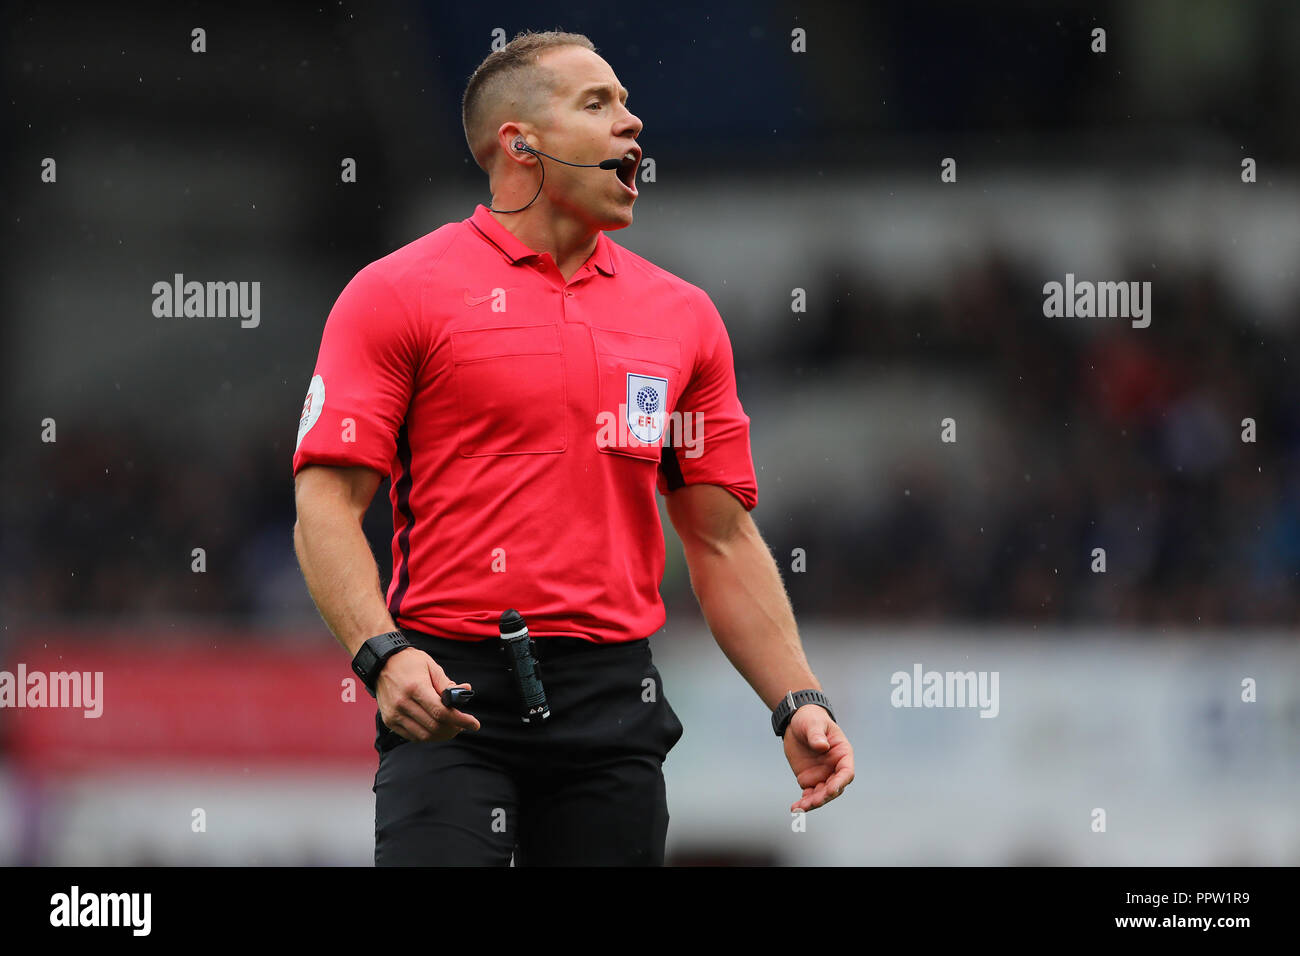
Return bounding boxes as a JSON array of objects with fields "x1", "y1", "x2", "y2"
[
  {"x1": 771, "y1": 689, "x2": 835, "y2": 738},
  {"x1": 351, "y1": 630, "x2": 411, "y2": 698}
]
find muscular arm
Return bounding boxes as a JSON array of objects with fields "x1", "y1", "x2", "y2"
[
  {"x1": 293, "y1": 463, "x2": 479, "y2": 739},
  {"x1": 293, "y1": 464, "x2": 397, "y2": 657},
  {"x1": 668, "y1": 482, "x2": 852, "y2": 811},
  {"x1": 665, "y1": 483, "x2": 820, "y2": 709}
]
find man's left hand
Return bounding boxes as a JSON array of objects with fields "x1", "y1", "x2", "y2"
[{"x1": 784, "y1": 705, "x2": 855, "y2": 812}]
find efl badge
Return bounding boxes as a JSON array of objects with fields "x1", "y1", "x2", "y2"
[
  {"x1": 626, "y1": 372, "x2": 667, "y2": 444},
  {"x1": 296, "y1": 374, "x2": 325, "y2": 451}
]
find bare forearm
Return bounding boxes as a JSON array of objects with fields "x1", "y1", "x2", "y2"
[
  {"x1": 293, "y1": 506, "x2": 396, "y2": 657},
  {"x1": 682, "y1": 521, "x2": 820, "y2": 710}
]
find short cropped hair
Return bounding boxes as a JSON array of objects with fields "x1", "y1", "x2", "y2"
[{"x1": 462, "y1": 30, "x2": 597, "y2": 173}]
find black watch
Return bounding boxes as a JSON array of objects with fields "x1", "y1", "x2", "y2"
[
  {"x1": 352, "y1": 630, "x2": 411, "y2": 698},
  {"x1": 771, "y1": 689, "x2": 835, "y2": 738}
]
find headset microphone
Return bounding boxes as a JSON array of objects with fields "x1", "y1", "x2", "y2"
[
  {"x1": 515, "y1": 139, "x2": 623, "y2": 170},
  {"x1": 488, "y1": 139, "x2": 628, "y2": 213}
]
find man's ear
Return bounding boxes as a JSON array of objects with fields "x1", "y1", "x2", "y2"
[{"x1": 497, "y1": 123, "x2": 534, "y2": 164}]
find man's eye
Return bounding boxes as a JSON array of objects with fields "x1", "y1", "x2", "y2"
[{"x1": 586, "y1": 102, "x2": 601, "y2": 110}]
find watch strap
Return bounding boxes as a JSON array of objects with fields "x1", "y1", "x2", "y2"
[
  {"x1": 772, "y1": 688, "x2": 835, "y2": 737},
  {"x1": 352, "y1": 630, "x2": 411, "y2": 698}
]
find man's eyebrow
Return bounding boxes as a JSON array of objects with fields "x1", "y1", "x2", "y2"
[{"x1": 574, "y1": 83, "x2": 628, "y2": 102}]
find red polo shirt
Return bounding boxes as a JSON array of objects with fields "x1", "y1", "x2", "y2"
[{"x1": 292, "y1": 204, "x2": 758, "y2": 644}]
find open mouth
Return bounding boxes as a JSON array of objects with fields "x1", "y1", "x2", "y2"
[{"x1": 615, "y1": 148, "x2": 640, "y2": 193}]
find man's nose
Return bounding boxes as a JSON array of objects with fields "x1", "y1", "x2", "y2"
[{"x1": 618, "y1": 109, "x2": 643, "y2": 139}]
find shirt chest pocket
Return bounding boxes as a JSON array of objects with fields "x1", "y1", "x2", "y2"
[
  {"x1": 590, "y1": 326, "x2": 682, "y2": 463},
  {"x1": 451, "y1": 324, "x2": 567, "y2": 457}
]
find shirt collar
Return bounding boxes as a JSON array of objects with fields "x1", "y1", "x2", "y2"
[{"x1": 468, "y1": 203, "x2": 617, "y2": 277}]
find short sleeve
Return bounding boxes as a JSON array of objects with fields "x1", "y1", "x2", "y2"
[
  {"x1": 292, "y1": 264, "x2": 421, "y2": 478},
  {"x1": 657, "y1": 287, "x2": 758, "y2": 511}
]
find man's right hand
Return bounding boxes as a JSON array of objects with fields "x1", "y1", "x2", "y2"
[{"x1": 376, "y1": 647, "x2": 481, "y2": 742}]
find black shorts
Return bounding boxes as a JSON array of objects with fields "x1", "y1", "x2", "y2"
[{"x1": 372, "y1": 630, "x2": 685, "y2": 866}]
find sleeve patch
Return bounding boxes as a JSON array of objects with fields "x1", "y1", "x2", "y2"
[{"x1": 296, "y1": 374, "x2": 325, "y2": 451}]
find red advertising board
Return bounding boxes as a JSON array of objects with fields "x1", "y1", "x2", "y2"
[{"x1": 1, "y1": 630, "x2": 378, "y2": 773}]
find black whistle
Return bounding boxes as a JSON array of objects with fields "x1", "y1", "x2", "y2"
[
  {"x1": 499, "y1": 609, "x2": 549, "y2": 724},
  {"x1": 441, "y1": 687, "x2": 475, "y2": 708}
]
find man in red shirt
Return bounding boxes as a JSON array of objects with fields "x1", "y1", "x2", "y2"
[{"x1": 292, "y1": 29, "x2": 854, "y2": 865}]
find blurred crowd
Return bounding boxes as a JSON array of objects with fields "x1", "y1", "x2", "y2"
[
  {"x1": 5, "y1": 257, "x2": 1299, "y2": 631},
  {"x1": 774, "y1": 254, "x2": 1300, "y2": 626}
]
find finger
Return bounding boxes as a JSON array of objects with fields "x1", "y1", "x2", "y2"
[
  {"x1": 425, "y1": 659, "x2": 458, "y2": 696},
  {"x1": 795, "y1": 766, "x2": 830, "y2": 790},
  {"x1": 824, "y1": 765, "x2": 855, "y2": 796},
  {"x1": 411, "y1": 680, "x2": 480, "y2": 733},
  {"x1": 386, "y1": 714, "x2": 428, "y2": 743},
  {"x1": 424, "y1": 662, "x2": 481, "y2": 732},
  {"x1": 804, "y1": 788, "x2": 834, "y2": 811},
  {"x1": 416, "y1": 665, "x2": 478, "y2": 733},
  {"x1": 816, "y1": 774, "x2": 851, "y2": 806},
  {"x1": 441, "y1": 680, "x2": 472, "y2": 702},
  {"x1": 799, "y1": 778, "x2": 845, "y2": 812},
  {"x1": 441, "y1": 701, "x2": 480, "y2": 733},
  {"x1": 440, "y1": 682, "x2": 476, "y2": 711},
  {"x1": 392, "y1": 676, "x2": 444, "y2": 736},
  {"x1": 794, "y1": 712, "x2": 834, "y2": 750},
  {"x1": 395, "y1": 697, "x2": 441, "y2": 737},
  {"x1": 404, "y1": 679, "x2": 444, "y2": 725},
  {"x1": 438, "y1": 682, "x2": 481, "y2": 731}
]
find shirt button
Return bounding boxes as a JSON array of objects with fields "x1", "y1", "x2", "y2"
[{"x1": 565, "y1": 291, "x2": 573, "y2": 297}]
